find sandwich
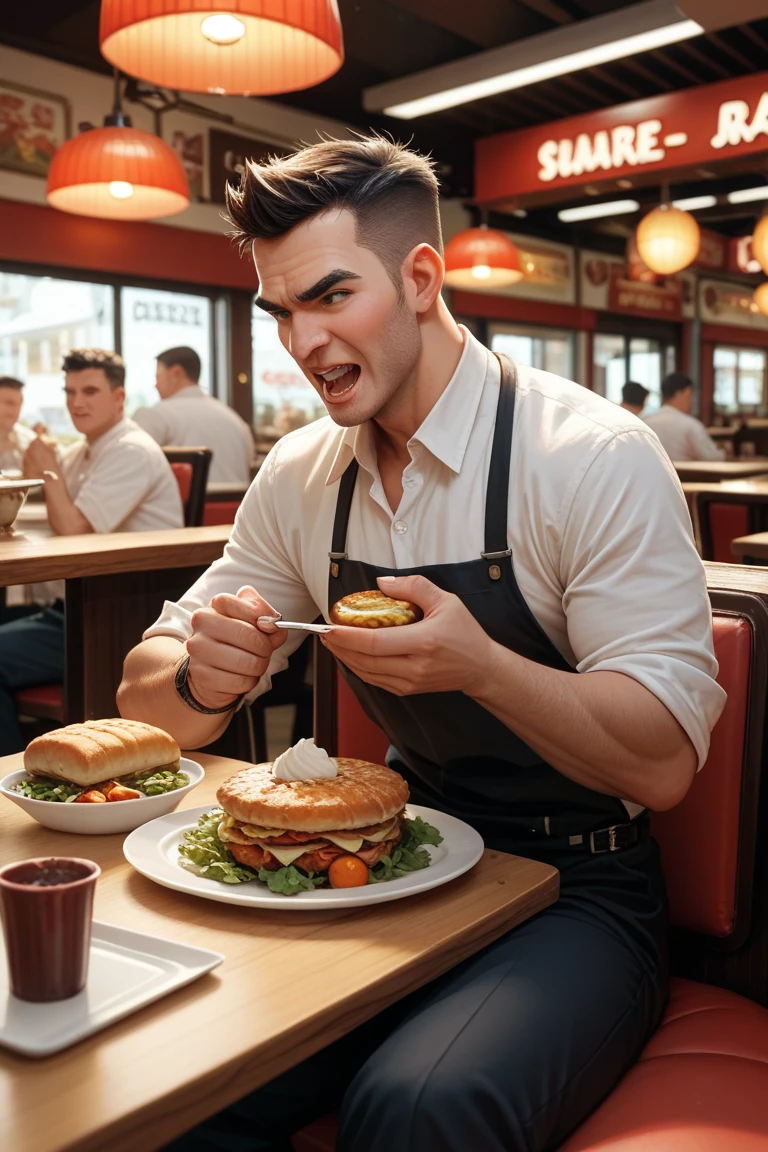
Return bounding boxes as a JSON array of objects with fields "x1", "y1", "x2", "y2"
[
  {"x1": 216, "y1": 758, "x2": 410, "y2": 876},
  {"x1": 20, "y1": 719, "x2": 186, "y2": 803}
]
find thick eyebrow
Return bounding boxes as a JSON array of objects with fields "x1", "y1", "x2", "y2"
[{"x1": 254, "y1": 269, "x2": 361, "y2": 314}]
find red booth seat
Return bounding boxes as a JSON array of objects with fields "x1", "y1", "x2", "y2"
[
  {"x1": 295, "y1": 608, "x2": 768, "y2": 1151},
  {"x1": 203, "y1": 500, "x2": 241, "y2": 525}
]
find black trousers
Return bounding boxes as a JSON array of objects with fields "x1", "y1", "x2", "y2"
[{"x1": 163, "y1": 837, "x2": 668, "y2": 1152}]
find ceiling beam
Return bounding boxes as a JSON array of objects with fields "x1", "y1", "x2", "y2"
[
  {"x1": 706, "y1": 30, "x2": 759, "y2": 71},
  {"x1": 511, "y1": 0, "x2": 573, "y2": 26},
  {"x1": 675, "y1": 39, "x2": 732, "y2": 78}
]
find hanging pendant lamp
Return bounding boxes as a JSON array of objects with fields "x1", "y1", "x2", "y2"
[
  {"x1": 754, "y1": 283, "x2": 768, "y2": 317},
  {"x1": 444, "y1": 226, "x2": 524, "y2": 290},
  {"x1": 47, "y1": 74, "x2": 189, "y2": 222},
  {"x1": 752, "y1": 216, "x2": 768, "y2": 276},
  {"x1": 99, "y1": 0, "x2": 344, "y2": 96},
  {"x1": 635, "y1": 203, "x2": 700, "y2": 276}
]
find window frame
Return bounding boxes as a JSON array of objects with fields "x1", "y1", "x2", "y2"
[{"x1": 713, "y1": 343, "x2": 768, "y2": 415}]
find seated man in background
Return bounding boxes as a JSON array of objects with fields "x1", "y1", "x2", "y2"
[
  {"x1": 134, "y1": 346, "x2": 254, "y2": 485},
  {"x1": 0, "y1": 348, "x2": 184, "y2": 754},
  {"x1": 620, "y1": 380, "x2": 649, "y2": 417},
  {"x1": 0, "y1": 375, "x2": 34, "y2": 473},
  {"x1": 645, "y1": 372, "x2": 724, "y2": 462}
]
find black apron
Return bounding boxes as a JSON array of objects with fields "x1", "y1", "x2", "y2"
[{"x1": 328, "y1": 356, "x2": 635, "y2": 853}]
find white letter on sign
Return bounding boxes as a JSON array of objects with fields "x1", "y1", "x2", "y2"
[
  {"x1": 537, "y1": 139, "x2": 558, "y2": 181},
  {"x1": 711, "y1": 100, "x2": 750, "y2": 148},
  {"x1": 635, "y1": 119, "x2": 664, "y2": 163},
  {"x1": 611, "y1": 125, "x2": 637, "y2": 168}
]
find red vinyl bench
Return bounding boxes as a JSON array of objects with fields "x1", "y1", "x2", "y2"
[{"x1": 299, "y1": 594, "x2": 768, "y2": 1151}]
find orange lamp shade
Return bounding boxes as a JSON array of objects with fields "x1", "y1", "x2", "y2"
[
  {"x1": 46, "y1": 126, "x2": 190, "y2": 221},
  {"x1": 635, "y1": 204, "x2": 700, "y2": 276},
  {"x1": 752, "y1": 216, "x2": 768, "y2": 276},
  {"x1": 754, "y1": 282, "x2": 768, "y2": 317},
  {"x1": 99, "y1": 0, "x2": 344, "y2": 95},
  {"x1": 444, "y1": 227, "x2": 524, "y2": 290}
]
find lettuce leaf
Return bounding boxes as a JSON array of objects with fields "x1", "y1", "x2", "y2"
[
  {"x1": 367, "y1": 815, "x2": 443, "y2": 884},
  {"x1": 257, "y1": 866, "x2": 325, "y2": 895},
  {"x1": 178, "y1": 808, "x2": 257, "y2": 884}
]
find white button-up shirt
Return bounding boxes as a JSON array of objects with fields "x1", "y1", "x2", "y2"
[
  {"x1": 134, "y1": 385, "x2": 254, "y2": 485},
  {"x1": 644, "y1": 405, "x2": 724, "y2": 462},
  {"x1": 146, "y1": 329, "x2": 725, "y2": 777}
]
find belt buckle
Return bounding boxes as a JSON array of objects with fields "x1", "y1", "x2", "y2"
[{"x1": 589, "y1": 826, "x2": 619, "y2": 854}]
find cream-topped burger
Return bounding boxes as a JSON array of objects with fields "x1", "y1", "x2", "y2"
[{"x1": 216, "y1": 739, "x2": 409, "y2": 877}]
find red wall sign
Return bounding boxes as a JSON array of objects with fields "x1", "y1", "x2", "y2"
[
  {"x1": 608, "y1": 267, "x2": 684, "y2": 320},
  {"x1": 476, "y1": 71, "x2": 768, "y2": 204}
]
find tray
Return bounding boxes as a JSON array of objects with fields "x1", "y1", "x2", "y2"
[{"x1": 0, "y1": 920, "x2": 223, "y2": 1057}]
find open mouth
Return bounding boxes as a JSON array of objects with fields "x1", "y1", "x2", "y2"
[{"x1": 314, "y1": 363, "x2": 361, "y2": 403}]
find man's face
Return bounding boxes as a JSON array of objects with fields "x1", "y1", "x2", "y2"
[
  {"x1": 0, "y1": 387, "x2": 22, "y2": 436},
  {"x1": 678, "y1": 386, "x2": 694, "y2": 414},
  {"x1": 64, "y1": 368, "x2": 124, "y2": 440},
  {"x1": 155, "y1": 361, "x2": 176, "y2": 400},
  {"x1": 251, "y1": 208, "x2": 422, "y2": 427}
]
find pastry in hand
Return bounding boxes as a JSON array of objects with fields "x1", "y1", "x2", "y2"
[{"x1": 330, "y1": 590, "x2": 423, "y2": 628}]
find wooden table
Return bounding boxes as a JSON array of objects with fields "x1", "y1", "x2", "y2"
[
  {"x1": 673, "y1": 461, "x2": 768, "y2": 483},
  {"x1": 730, "y1": 532, "x2": 768, "y2": 561},
  {"x1": 0, "y1": 525, "x2": 231, "y2": 721},
  {"x1": 0, "y1": 753, "x2": 559, "y2": 1152}
]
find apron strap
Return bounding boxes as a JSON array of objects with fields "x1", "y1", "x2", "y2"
[
  {"x1": 483, "y1": 355, "x2": 517, "y2": 559},
  {"x1": 330, "y1": 457, "x2": 359, "y2": 573}
]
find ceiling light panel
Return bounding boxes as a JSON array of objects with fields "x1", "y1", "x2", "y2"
[
  {"x1": 364, "y1": 0, "x2": 703, "y2": 119},
  {"x1": 727, "y1": 186, "x2": 768, "y2": 204},
  {"x1": 671, "y1": 195, "x2": 717, "y2": 210},
  {"x1": 558, "y1": 200, "x2": 640, "y2": 222}
]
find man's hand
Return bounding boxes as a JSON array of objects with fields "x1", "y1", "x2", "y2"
[
  {"x1": 23, "y1": 437, "x2": 58, "y2": 478},
  {"x1": 185, "y1": 585, "x2": 288, "y2": 710},
  {"x1": 322, "y1": 575, "x2": 494, "y2": 696}
]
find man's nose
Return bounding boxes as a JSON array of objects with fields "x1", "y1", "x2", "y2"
[{"x1": 288, "y1": 314, "x2": 330, "y2": 363}]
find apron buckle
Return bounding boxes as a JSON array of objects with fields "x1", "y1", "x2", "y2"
[
  {"x1": 328, "y1": 551, "x2": 347, "y2": 579},
  {"x1": 480, "y1": 549, "x2": 511, "y2": 581}
]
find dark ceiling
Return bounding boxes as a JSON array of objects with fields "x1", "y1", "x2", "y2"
[{"x1": 3, "y1": 1, "x2": 768, "y2": 242}]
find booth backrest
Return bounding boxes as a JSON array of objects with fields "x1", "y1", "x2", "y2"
[
  {"x1": 203, "y1": 500, "x2": 241, "y2": 526},
  {"x1": 170, "y1": 462, "x2": 193, "y2": 507},
  {"x1": 651, "y1": 613, "x2": 753, "y2": 938},
  {"x1": 320, "y1": 596, "x2": 767, "y2": 951},
  {"x1": 162, "y1": 446, "x2": 212, "y2": 527},
  {"x1": 707, "y1": 504, "x2": 750, "y2": 563}
]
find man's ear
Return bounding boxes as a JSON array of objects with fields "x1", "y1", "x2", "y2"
[{"x1": 401, "y1": 243, "x2": 444, "y2": 315}]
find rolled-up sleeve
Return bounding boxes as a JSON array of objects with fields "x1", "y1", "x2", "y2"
[
  {"x1": 143, "y1": 444, "x2": 320, "y2": 701},
  {"x1": 559, "y1": 428, "x2": 726, "y2": 769}
]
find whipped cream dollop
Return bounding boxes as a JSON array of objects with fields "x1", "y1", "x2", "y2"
[{"x1": 271, "y1": 738, "x2": 338, "y2": 782}]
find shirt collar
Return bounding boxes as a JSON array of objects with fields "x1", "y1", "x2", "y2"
[
  {"x1": 85, "y1": 416, "x2": 130, "y2": 458},
  {"x1": 325, "y1": 326, "x2": 491, "y2": 486}
]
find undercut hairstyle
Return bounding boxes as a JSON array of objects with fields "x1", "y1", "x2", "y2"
[
  {"x1": 157, "y1": 345, "x2": 201, "y2": 383},
  {"x1": 226, "y1": 136, "x2": 443, "y2": 287},
  {"x1": 63, "y1": 348, "x2": 125, "y2": 391},
  {"x1": 0, "y1": 376, "x2": 24, "y2": 391},
  {"x1": 622, "y1": 381, "x2": 649, "y2": 407},
  {"x1": 661, "y1": 372, "x2": 694, "y2": 402}
]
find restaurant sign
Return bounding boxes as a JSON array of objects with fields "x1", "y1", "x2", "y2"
[
  {"x1": 608, "y1": 267, "x2": 683, "y2": 321},
  {"x1": 476, "y1": 71, "x2": 768, "y2": 203}
]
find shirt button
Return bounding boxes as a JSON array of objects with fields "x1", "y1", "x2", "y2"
[{"x1": 394, "y1": 520, "x2": 408, "y2": 535}]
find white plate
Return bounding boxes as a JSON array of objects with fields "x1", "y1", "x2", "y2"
[
  {"x1": 124, "y1": 804, "x2": 484, "y2": 910},
  {"x1": 0, "y1": 920, "x2": 223, "y2": 1057},
  {"x1": 0, "y1": 758, "x2": 205, "y2": 835}
]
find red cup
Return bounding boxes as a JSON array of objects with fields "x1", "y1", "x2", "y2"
[{"x1": 0, "y1": 857, "x2": 100, "y2": 1002}]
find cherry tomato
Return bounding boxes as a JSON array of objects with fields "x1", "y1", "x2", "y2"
[{"x1": 328, "y1": 854, "x2": 369, "y2": 888}]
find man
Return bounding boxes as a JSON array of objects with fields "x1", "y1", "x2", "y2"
[
  {"x1": 118, "y1": 139, "x2": 725, "y2": 1152},
  {"x1": 620, "y1": 379, "x2": 649, "y2": 417},
  {"x1": 0, "y1": 348, "x2": 183, "y2": 754},
  {"x1": 133, "y1": 345, "x2": 254, "y2": 484},
  {"x1": 0, "y1": 375, "x2": 34, "y2": 472},
  {"x1": 645, "y1": 372, "x2": 724, "y2": 461}
]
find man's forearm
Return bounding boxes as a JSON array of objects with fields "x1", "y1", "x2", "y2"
[
  {"x1": 468, "y1": 643, "x2": 697, "y2": 811},
  {"x1": 43, "y1": 473, "x2": 94, "y2": 535},
  {"x1": 117, "y1": 637, "x2": 234, "y2": 748}
]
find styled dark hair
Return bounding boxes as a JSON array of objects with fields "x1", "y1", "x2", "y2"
[
  {"x1": 622, "y1": 381, "x2": 649, "y2": 407},
  {"x1": 226, "y1": 136, "x2": 442, "y2": 285},
  {"x1": 63, "y1": 348, "x2": 125, "y2": 390},
  {"x1": 661, "y1": 372, "x2": 694, "y2": 402},
  {"x1": 0, "y1": 376, "x2": 24, "y2": 391},
  {"x1": 157, "y1": 346, "x2": 201, "y2": 383}
]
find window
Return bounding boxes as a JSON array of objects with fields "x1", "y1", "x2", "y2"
[
  {"x1": 490, "y1": 324, "x2": 574, "y2": 380},
  {"x1": 0, "y1": 272, "x2": 113, "y2": 438},
  {"x1": 120, "y1": 286, "x2": 213, "y2": 413},
  {"x1": 592, "y1": 333, "x2": 675, "y2": 413},
  {"x1": 251, "y1": 304, "x2": 325, "y2": 451},
  {"x1": 714, "y1": 347, "x2": 767, "y2": 414}
]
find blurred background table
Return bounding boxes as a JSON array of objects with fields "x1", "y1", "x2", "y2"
[{"x1": 674, "y1": 461, "x2": 768, "y2": 483}]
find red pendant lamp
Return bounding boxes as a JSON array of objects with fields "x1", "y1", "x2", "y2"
[
  {"x1": 46, "y1": 77, "x2": 189, "y2": 221},
  {"x1": 99, "y1": 0, "x2": 344, "y2": 96},
  {"x1": 444, "y1": 225, "x2": 524, "y2": 290}
]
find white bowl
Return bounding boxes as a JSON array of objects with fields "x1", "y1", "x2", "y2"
[
  {"x1": 0, "y1": 758, "x2": 204, "y2": 834},
  {"x1": 0, "y1": 478, "x2": 45, "y2": 531}
]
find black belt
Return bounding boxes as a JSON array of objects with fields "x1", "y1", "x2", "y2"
[{"x1": 540, "y1": 812, "x2": 650, "y2": 855}]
